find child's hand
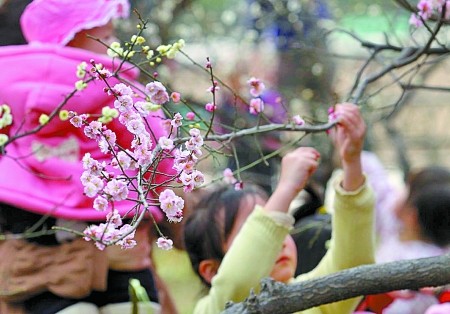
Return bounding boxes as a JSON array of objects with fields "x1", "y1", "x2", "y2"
[
  {"x1": 328, "y1": 102, "x2": 366, "y2": 191},
  {"x1": 329, "y1": 103, "x2": 366, "y2": 165},
  {"x1": 265, "y1": 147, "x2": 320, "y2": 213},
  {"x1": 279, "y1": 147, "x2": 320, "y2": 196}
]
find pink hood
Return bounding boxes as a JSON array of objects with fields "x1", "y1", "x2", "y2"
[
  {"x1": 0, "y1": 43, "x2": 171, "y2": 221},
  {"x1": 20, "y1": 0, "x2": 130, "y2": 45}
]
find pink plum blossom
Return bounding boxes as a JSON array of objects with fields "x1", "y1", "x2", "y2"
[
  {"x1": 223, "y1": 168, "x2": 237, "y2": 184},
  {"x1": 409, "y1": 13, "x2": 424, "y2": 27},
  {"x1": 167, "y1": 210, "x2": 183, "y2": 223},
  {"x1": 82, "y1": 176, "x2": 104, "y2": 198},
  {"x1": 205, "y1": 102, "x2": 216, "y2": 112},
  {"x1": 207, "y1": 82, "x2": 220, "y2": 93},
  {"x1": 192, "y1": 170, "x2": 205, "y2": 187},
  {"x1": 133, "y1": 143, "x2": 154, "y2": 167},
  {"x1": 249, "y1": 98, "x2": 264, "y2": 115},
  {"x1": 247, "y1": 77, "x2": 266, "y2": 97},
  {"x1": 418, "y1": 0, "x2": 433, "y2": 19},
  {"x1": 292, "y1": 115, "x2": 305, "y2": 126},
  {"x1": 328, "y1": 106, "x2": 339, "y2": 122},
  {"x1": 98, "y1": 129, "x2": 117, "y2": 153},
  {"x1": 134, "y1": 101, "x2": 151, "y2": 117},
  {"x1": 82, "y1": 153, "x2": 104, "y2": 175},
  {"x1": 186, "y1": 112, "x2": 195, "y2": 120},
  {"x1": 170, "y1": 92, "x2": 181, "y2": 103}
]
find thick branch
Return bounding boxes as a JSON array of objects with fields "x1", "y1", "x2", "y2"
[{"x1": 223, "y1": 254, "x2": 450, "y2": 314}]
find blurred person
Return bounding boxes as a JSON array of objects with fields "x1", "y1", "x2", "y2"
[
  {"x1": 0, "y1": 0, "x2": 174, "y2": 313},
  {"x1": 357, "y1": 166, "x2": 450, "y2": 313}
]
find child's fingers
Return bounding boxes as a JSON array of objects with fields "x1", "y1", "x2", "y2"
[{"x1": 334, "y1": 104, "x2": 365, "y2": 140}]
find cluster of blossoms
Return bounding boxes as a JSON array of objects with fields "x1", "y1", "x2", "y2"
[
  {"x1": 69, "y1": 59, "x2": 204, "y2": 250},
  {"x1": 83, "y1": 209, "x2": 136, "y2": 250},
  {"x1": 410, "y1": 0, "x2": 450, "y2": 27},
  {"x1": 0, "y1": 104, "x2": 13, "y2": 145}
]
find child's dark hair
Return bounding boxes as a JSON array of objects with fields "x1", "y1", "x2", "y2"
[
  {"x1": 406, "y1": 166, "x2": 450, "y2": 203},
  {"x1": 411, "y1": 184, "x2": 450, "y2": 247},
  {"x1": 183, "y1": 184, "x2": 268, "y2": 286}
]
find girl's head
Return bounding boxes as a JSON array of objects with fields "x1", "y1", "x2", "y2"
[
  {"x1": 395, "y1": 166, "x2": 450, "y2": 244},
  {"x1": 184, "y1": 184, "x2": 298, "y2": 286},
  {"x1": 20, "y1": 0, "x2": 129, "y2": 52}
]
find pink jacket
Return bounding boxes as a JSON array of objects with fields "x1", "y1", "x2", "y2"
[{"x1": 0, "y1": 43, "x2": 172, "y2": 221}]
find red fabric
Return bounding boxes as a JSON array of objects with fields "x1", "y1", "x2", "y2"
[{"x1": 356, "y1": 293, "x2": 395, "y2": 314}]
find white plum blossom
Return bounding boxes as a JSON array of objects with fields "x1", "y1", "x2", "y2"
[
  {"x1": 70, "y1": 114, "x2": 88, "y2": 128},
  {"x1": 106, "y1": 209, "x2": 123, "y2": 228},
  {"x1": 159, "y1": 136, "x2": 174, "y2": 150},
  {"x1": 159, "y1": 189, "x2": 184, "y2": 221},
  {"x1": 93, "y1": 196, "x2": 109, "y2": 211},
  {"x1": 126, "y1": 118, "x2": 145, "y2": 135},
  {"x1": 114, "y1": 95, "x2": 134, "y2": 113},
  {"x1": 146, "y1": 81, "x2": 169, "y2": 105},
  {"x1": 171, "y1": 112, "x2": 183, "y2": 127},
  {"x1": 117, "y1": 224, "x2": 137, "y2": 249},
  {"x1": 98, "y1": 129, "x2": 117, "y2": 154},
  {"x1": 104, "y1": 179, "x2": 129, "y2": 201},
  {"x1": 112, "y1": 83, "x2": 133, "y2": 96},
  {"x1": 84, "y1": 121, "x2": 103, "y2": 139},
  {"x1": 156, "y1": 237, "x2": 173, "y2": 250},
  {"x1": 112, "y1": 151, "x2": 132, "y2": 170}
]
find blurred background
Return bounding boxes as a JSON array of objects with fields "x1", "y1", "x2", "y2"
[
  {"x1": 4, "y1": 0, "x2": 450, "y2": 190},
  {"x1": 116, "y1": 0, "x2": 450, "y2": 190}
]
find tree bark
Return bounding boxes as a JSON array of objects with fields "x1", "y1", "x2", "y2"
[{"x1": 223, "y1": 254, "x2": 450, "y2": 313}]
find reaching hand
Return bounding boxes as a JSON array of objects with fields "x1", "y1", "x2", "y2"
[
  {"x1": 265, "y1": 147, "x2": 320, "y2": 213},
  {"x1": 328, "y1": 103, "x2": 366, "y2": 165},
  {"x1": 328, "y1": 103, "x2": 366, "y2": 191},
  {"x1": 279, "y1": 147, "x2": 321, "y2": 196}
]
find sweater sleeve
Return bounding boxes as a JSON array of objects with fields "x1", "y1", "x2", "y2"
[
  {"x1": 193, "y1": 206, "x2": 292, "y2": 314},
  {"x1": 294, "y1": 173, "x2": 375, "y2": 314}
]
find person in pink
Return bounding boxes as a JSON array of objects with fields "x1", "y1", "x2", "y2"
[{"x1": 0, "y1": 0, "x2": 173, "y2": 313}]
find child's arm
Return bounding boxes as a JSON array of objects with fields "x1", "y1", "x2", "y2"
[
  {"x1": 331, "y1": 103, "x2": 366, "y2": 191},
  {"x1": 294, "y1": 103, "x2": 375, "y2": 314}
]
